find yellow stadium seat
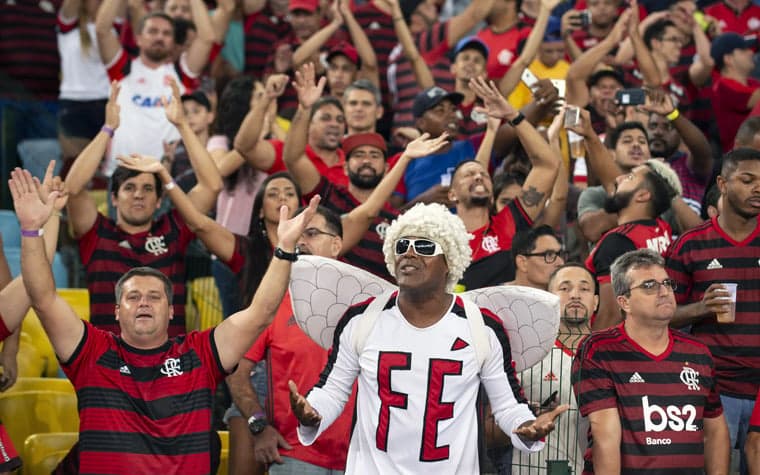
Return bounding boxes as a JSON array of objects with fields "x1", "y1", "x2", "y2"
[
  {"x1": 187, "y1": 277, "x2": 223, "y2": 332},
  {"x1": 0, "y1": 390, "x2": 79, "y2": 450},
  {"x1": 7, "y1": 377, "x2": 74, "y2": 395},
  {"x1": 22, "y1": 432, "x2": 78, "y2": 475},
  {"x1": 20, "y1": 288, "x2": 90, "y2": 377},
  {"x1": 218, "y1": 430, "x2": 229, "y2": 451},
  {"x1": 215, "y1": 431, "x2": 229, "y2": 475},
  {"x1": 16, "y1": 339, "x2": 45, "y2": 378}
]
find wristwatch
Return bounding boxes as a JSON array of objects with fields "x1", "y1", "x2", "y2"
[
  {"x1": 273, "y1": 246, "x2": 298, "y2": 262},
  {"x1": 248, "y1": 412, "x2": 269, "y2": 435}
]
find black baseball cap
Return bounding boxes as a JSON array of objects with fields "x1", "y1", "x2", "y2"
[
  {"x1": 588, "y1": 69, "x2": 625, "y2": 88},
  {"x1": 180, "y1": 90, "x2": 211, "y2": 110},
  {"x1": 412, "y1": 86, "x2": 464, "y2": 118},
  {"x1": 711, "y1": 32, "x2": 755, "y2": 70}
]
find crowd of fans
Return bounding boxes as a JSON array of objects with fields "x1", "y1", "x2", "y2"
[{"x1": 2, "y1": 0, "x2": 760, "y2": 473}]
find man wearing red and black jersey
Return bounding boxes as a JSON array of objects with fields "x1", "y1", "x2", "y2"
[
  {"x1": 665, "y1": 147, "x2": 760, "y2": 474},
  {"x1": 574, "y1": 248, "x2": 729, "y2": 475},
  {"x1": 14, "y1": 166, "x2": 321, "y2": 475},
  {"x1": 242, "y1": 0, "x2": 292, "y2": 80},
  {"x1": 586, "y1": 161, "x2": 676, "y2": 330}
]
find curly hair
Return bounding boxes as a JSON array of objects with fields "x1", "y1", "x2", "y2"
[{"x1": 383, "y1": 203, "x2": 472, "y2": 291}]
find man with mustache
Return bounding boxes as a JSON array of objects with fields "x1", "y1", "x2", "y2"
[
  {"x1": 512, "y1": 263, "x2": 597, "y2": 475},
  {"x1": 95, "y1": 2, "x2": 213, "y2": 176},
  {"x1": 585, "y1": 160, "x2": 677, "y2": 330}
]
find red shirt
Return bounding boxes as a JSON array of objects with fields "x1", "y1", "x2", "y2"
[
  {"x1": 476, "y1": 22, "x2": 532, "y2": 80},
  {"x1": 712, "y1": 76, "x2": 760, "y2": 152},
  {"x1": 705, "y1": 2, "x2": 760, "y2": 34},
  {"x1": 245, "y1": 292, "x2": 355, "y2": 469},
  {"x1": 265, "y1": 139, "x2": 348, "y2": 187}
]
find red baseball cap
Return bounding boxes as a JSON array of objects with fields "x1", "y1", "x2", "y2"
[
  {"x1": 289, "y1": 0, "x2": 319, "y2": 13},
  {"x1": 327, "y1": 42, "x2": 360, "y2": 68},
  {"x1": 342, "y1": 133, "x2": 387, "y2": 157}
]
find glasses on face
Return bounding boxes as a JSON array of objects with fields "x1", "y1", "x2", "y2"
[
  {"x1": 394, "y1": 238, "x2": 444, "y2": 257},
  {"x1": 626, "y1": 278, "x2": 677, "y2": 295},
  {"x1": 522, "y1": 249, "x2": 568, "y2": 264},
  {"x1": 661, "y1": 36, "x2": 683, "y2": 45},
  {"x1": 301, "y1": 228, "x2": 337, "y2": 239}
]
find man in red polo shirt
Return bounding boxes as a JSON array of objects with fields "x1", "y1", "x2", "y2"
[
  {"x1": 711, "y1": 32, "x2": 760, "y2": 152},
  {"x1": 706, "y1": 0, "x2": 760, "y2": 35}
]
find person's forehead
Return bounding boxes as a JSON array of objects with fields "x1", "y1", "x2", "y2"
[
  {"x1": 145, "y1": 16, "x2": 173, "y2": 29},
  {"x1": 455, "y1": 161, "x2": 486, "y2": 177},
  {"x1": 123, "y1": 275, "x2": 166, "y2": 291},
  {"x1": 123, "y1": 173, "x2": 156, "y2": 185},
  {"x1": 314, "y1": 104, "x2": 343, "y2": 116},
  {"x1": 533, "y1": 234, "x2": 561, "y2": 250},
  {"x1": 346, "y1": 89, "x2": 375, "y2": 103},
  {"x1": 265, "y1": 177, "x2": 296, "y2": 191},
  {"x1": 628, "y1": 264, "x2": 667, "y2": 281},
  {"x1": 329, "y1": 55, "x2": 355, "y2": 67},
  {"x1": 306, "y1": 213, "x2": 327, "y2": 229},
  {"x1": 425, "y1": 98, "x2": 455, "y2": 114},
  {"x1": 593, "y1": 77, "x2": 622, "y2": 88},
  {"x1": 620, "y1": 129, "x2": 646, "y2": 140},
  {"x1": 554, "y1": 266, "x2": 594, "y2": 285}
]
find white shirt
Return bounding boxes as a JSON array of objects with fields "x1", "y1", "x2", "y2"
[
  {"x1": 298, "y1": 296, "x2": 542, "y2": 474},
  {"x1": 57, "y1": 15, "x2": 110, "y2": 100}
]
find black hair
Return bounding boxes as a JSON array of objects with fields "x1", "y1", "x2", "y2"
[
  {"x1": 110, "y1": 166, "x2": 163, "y2": 197},
  {"x1": 734, "y1": 116, "x2": 760, "y2": 148},
  {"x1": 643, "y1": 19, "x2": 676, "y2": 50},
  {"x1": 700, "y1": 182, "x2": 721, "y2": 220},
  {"x1": 215, "y1": 76, "x2": 255, "y2": 191},
  {"x1": 239, "y1": 172, "x2": 303, "y2": 306},
  {"x1": 310, "y1": 96, "x2": 344, "y2": 121},
  {"x1": 721, "y1": 147, "x2": 760, "y2": 177},
  {"x1": 295, "y1": 205, "x2": 343, "y2": 238},
  {"x1": 137, "y1": 11, "x2": 174, "y2": 34},
  {"x1": 172, "y1": 17, "x2": 195, "y2": 46},
  {"x1": 511, "y1": 225, "x2": 560, "y2": 266},
  {"x1": 492, "y1": 172, "x2": 526, "y2": 201},
  {"x1": 607, "y1": 122, "x2": 649, "y2": 149}
]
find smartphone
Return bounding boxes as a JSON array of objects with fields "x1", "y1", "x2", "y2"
[
  {"x1": 579, "y1": 10, "x2": 591, "y2": 27},
  {"x1": 564, "y1": 106, "x2": 580, "y2": 128},
  {"x1": 615, "y1": 88, "x2": 646, "y2": 106},
  {"x1": 541, "y1": 390, "x2": 559, "y2": 409},
  {"x1": 693, "y1": 11, "x2": 711, "y2": 32},
  {"x1": 521, "y1": 69, "x2": 539, "y2": 90}
]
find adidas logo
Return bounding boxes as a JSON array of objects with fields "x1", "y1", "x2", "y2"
[
  {"x1": 119, "y1": 365, "x2": 131, "y2": 374},
  {"x1": 629, "y1": 372, "x2": 645, "y2": 383},
  {"x1": 707, "y1": 258, "x2": 723, "y2": 270}
]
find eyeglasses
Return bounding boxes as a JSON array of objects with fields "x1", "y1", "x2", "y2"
[
  {"x1": 301, "y1": 228, "x2": 337, "y2": 239},
  {"x1": 661, "y1": 36, "x2": 683, "y2": 45},
  {"x1": 521, "y1": 249, "x2": 568, "y2": 264},
  {"x1": 626, "y1": 278, "x2": 677, "y2": 295},
  {"x1": 394, "y1": 238, "x2": 444, "y2": 257}
]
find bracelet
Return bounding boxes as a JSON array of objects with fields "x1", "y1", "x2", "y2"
[
  {"x1": 164, "y1": 180, "x2": 176, "y2": 191},
  {"x1": 21, "y1": 229, "x2": 44, "y2": 237},
  {"x1": 666, "y1": 109, "x2": 680, "y2": 121},
  {"x1": 273, "y1": 247, "x2": 298, "y2": 262},
  {"x1": 101, "y1": 125, "x2": 115, "y2": 137},
  {"x1": 508, "y1": 112, "x2": 526, "y2": 127}
]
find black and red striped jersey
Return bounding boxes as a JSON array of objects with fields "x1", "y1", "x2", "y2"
[
  {"x1": 665, "y1": 216, "x2": 760, "y2": 399},
  {"x1": 62, "y1": 322, "x2": 227, "y2": 475},
  {"x1": 573, "y1": 324, "x2": 723, "y2": 474},
  {"x1": 242, "y1": 7, "x2": 292, "y2": 80}
]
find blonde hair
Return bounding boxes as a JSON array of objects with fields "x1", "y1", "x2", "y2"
[{"x1": 383, "y1": 203, "x2": 473, "y2": 291}]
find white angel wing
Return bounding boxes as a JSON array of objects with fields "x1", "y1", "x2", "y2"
[
  {"x1": 289, "y1": 255, "x2": 394, "y2": 350},
  {"x1": 461, "y1": 286, "x2": 560, "y2": 372}
]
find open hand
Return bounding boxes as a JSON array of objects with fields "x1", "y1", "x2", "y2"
[
  {"x1": 105, "y1": 80, "x2": 121, "y2": 130},
  {"x1": 9, "y1": 168, "x2": 57, "y2": 232},
  {"x1": 39, "y1": 160, "x2": 68, "y2": 212},
  {"x1": 402, "y1": 132, "x2": 449, "y2": 159},
  {"x1": 641, "y1": 88, "x2": 675, "y2": 116},
  {"x1": 118, "y1": 154, "x2": 165, "y2": 175},
  {"x1": 514, "y1": 404, "x2": 570, "y2": 441},
  {"x1": 277, "y1": 195, "x2": 321, "y2": 251},
  {"x1": 288, "y1": 380, "x2": 322, "y2": 427},
  {"x1": 470, "y1": 77, "x2": 517, "y2": 121},
  {"x1": 293, "y1": 63, "x2": 327, "y2": 109},
  {"x1": 162, "y1": 78, "x2": 186, "y2": 126}
]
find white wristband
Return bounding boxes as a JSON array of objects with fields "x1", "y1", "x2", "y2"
[{"x1": 164, "y1": 181, "x2": 176, "y2": 191}]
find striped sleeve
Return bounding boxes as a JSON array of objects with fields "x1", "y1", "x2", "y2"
[{"x1": 572, "y1": 335, "x2": 618, "y2": 417}]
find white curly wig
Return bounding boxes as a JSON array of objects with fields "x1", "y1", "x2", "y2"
[
  {"x1": 645, "y1": 159, "x2": 683, "y2": 196},
  {"x1": 383, "y1": 203, "x2": 473, "y2": 291}
]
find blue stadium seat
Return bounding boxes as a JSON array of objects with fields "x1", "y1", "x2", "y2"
[
  {"x1": 0, "y1": 210, "x2": 20, "y2": 248},
  {"x1": 3, "y1": 247, "x2": 69, "y2": 287}
]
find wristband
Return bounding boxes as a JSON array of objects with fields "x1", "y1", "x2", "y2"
[
  {"x1": 666, "y1": 109, "x2": 680, "y2": 121},
  {"x1": 21, "y1": 229, "x2": 44, "y2": 237},
  {"x1": 508, "y1": 112, "x2": 526, "y2": 127},
  {"x1": 164, "y1": 180, "x2": 176, "y2": 191},
  {"x1": 273, "y1": 247, "x2": 298, "y2": 262},
  {"x1": 101, "y1": 125, "x2": 115, "y2": 137}
]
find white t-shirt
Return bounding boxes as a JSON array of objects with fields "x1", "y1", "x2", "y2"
[
  {"x1": 512, "y1": 341, "x2": 588, "y2": 475},
  {"x1": 298, "y1": 295, "x2": 542, "y2": 474},
  {"x1": 57, "y1": 14, "x2": 110, "y2": 100}
]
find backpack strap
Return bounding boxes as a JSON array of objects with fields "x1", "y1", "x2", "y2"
[
  {"x1": 351, "y1": 291, "x2": 395, "y2": 356},
  {"x1": 461, "y1": 296, "x2": 490, "y2": 370}
]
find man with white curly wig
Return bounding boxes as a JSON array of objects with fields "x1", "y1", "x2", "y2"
[{"x1": 288, "y1": 202, "x2": 567, "y2": 474}]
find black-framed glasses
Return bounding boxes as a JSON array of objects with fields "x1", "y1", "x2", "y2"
[
  {"x1": 626, "y1": 278, "x2": 677, "y2": 295},
  {"x1": 394, "y1": 238, "x2": 444, "y2": 257},
  {"x1": 521, "y1": 249, "x2": 568, "y2": 264},
  {"x1": 301, "y1": 228, "x2": 337, "y2": 239}
]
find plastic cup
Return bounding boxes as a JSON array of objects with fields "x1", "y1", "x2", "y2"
[
  {"x1": 568, "y1": 130, "x2": 585, "y2": 159},
  {"x1": 716, "y1": 283, "x2": 737, "y2": 323}
]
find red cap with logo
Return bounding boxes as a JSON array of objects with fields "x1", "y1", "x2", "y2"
[
  {"x1": 327, "y1": 42, "x2": 360, "y2": 68},
  {"x1": 342, "y1": 133, "x2": 387, "y2": 157}
]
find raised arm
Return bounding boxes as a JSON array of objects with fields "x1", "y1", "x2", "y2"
[
  {"x1": 565, "y1": 9, "x2": 631, "y2": 107},
  {"x1": 163, "y1": 79, "x2": 223, "y2": 213},
  {"x1": 94, "y1": 0, "x2": 123, "y2": 64},
  {"x1": 689, "y1": 24, "x2": 715, "y2": 87},
  {"x1": 210, "y1": 0, "x2": 236, "y2": 44},
  {"x1": 183, "y1": 0, "x2": 216, "y2": 75},
  {"x1": 13, "y1": 169, "x2": 84, "y2": 363},
  {"x1": 232, "y1": 77, "x2": 287, "y2": 173},
  {"x1": 118, "y1": 155, "x2": 237, "y2": 262},
  {"x1": 292, "y1": 8, "x2": 343, "y2": 69},
  {"x1": 214, "y1": 196, "x2": 320, "y2": 371},
  {"x1": 536, "y1": 110, "x2": 570, "y2": 229},
  {"x1": 567, "y1": 107, "x2": 622, "y2": 192},
  {"x1": 627, "y1": 0, "x2": 660, "y2": 88},
  {"x1": 560, "y1": 9, "x2": 584, "y2": 61},
  {"x1": 65, "y1": 82, "x2": 121, "y2": 238},
  {"x1": 59, "y1": 0, "x2": 81, "y2": 20},
  {"x1": 283, "y1": 63, "x2": 327, "y2": 195},
  {"x1": 389, "y1": 0, "x2": 433, "y2": 88},
  {"x1": 341, "y1": 133, "x2": 449, "y2": 253},
  {"x1": 340, "y1": 0, "x2": 379, "y2": 87},
  {"x1": 588, "y1": 408, "x2": 622, "y2": 474},
  {"x1": 446, "y1": 0, "x2": 495, "y2": 46},
  {"x1": 498, "y1": 0, "x2": 559, "y2": 97}
]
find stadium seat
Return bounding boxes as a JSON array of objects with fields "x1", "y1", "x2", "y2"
[
  {"x1": 217, "y1": 431, "x2": 229, "y2": 475},
  {"x1": 0, "y1": 210, "x2": 20, "y2": 248},
  {"x1": 187, "y1": 277, "x2": 223, "y2": 331},
  {"x1": 7, "y1": 377, "x2": 74, "y2": 394},
  {"x1": 0, "y1": 390, "x2": 79, "y2": 449},
  {"x1": 15, "y1": 339, "x2": 45, "y2": 378},
  {"x1": 22, "y1": 432, "x2": 78, "y2": 475},
  {"x1": 3, "y1": 247, "x2": 69, "y2": 287}
]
